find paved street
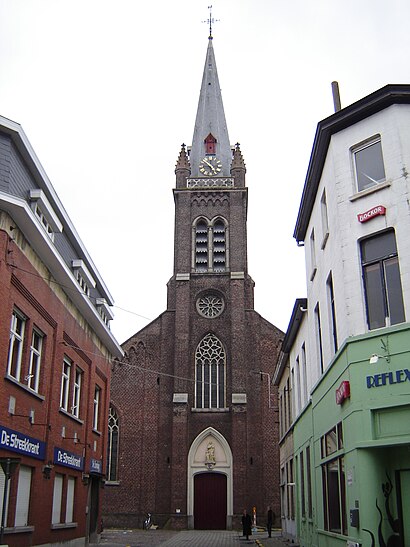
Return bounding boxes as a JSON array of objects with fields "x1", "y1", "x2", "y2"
[{"x1": 91, "y1": 528, "x2": 287, "y2": 547}]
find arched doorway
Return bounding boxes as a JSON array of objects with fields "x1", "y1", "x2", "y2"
[
  {"x1": 194, "y1": 473, "x2": 227, "y2": 529},
  {"x1": 187, "y1": 427, "x2": 233, "y2": 529}
]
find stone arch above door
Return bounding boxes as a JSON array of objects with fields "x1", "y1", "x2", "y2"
[{"x1": 187, "y1": 427, "x2": 233, "y2": 529}]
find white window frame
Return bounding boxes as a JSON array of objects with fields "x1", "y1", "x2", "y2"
[
  {"x1": 93, "y1": 386, "x2": 101, "y2": 431},
  {"x1": 28, "y1": 328, "x2": 43, "y2": 392},
  {"x1": 320, "y1": 190, "x2": 329, "y2": 249},
  {"x1": 309, "y1": 229, "x2": 317, "y2": 281},
  {"x1": 7, "y1": 309, "x2": 26, "y2": 381},
  {"x1": 72, "y1": 368, "x2": 82, "y2": 418},
  {"x1": 353, "y1": 137, "x2": 386, "y2": 193},
  {"x1": 60, "y1": 357, "x2": 71, "y2": 411}
]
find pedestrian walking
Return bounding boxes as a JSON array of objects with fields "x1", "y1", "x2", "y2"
[
  {"x1": 242, "y1": 508, "x2": 252, "y2": 540},
  {"x1": 267, "y1": 505, "x2": 274, "y2": 538}
]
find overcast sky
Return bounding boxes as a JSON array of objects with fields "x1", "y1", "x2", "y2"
[{"x1": 1, "y1": 0, "x2": 409, "y2": 344}]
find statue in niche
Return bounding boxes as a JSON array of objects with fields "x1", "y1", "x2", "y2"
[{"x1": 205, "y1": 441, "x2": 216, "y2": 469}]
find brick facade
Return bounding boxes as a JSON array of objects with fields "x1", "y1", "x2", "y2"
[
  {"x1": 0, "y1": 117, "x2": 121, "y2": 547},
  {"x1": 103, "y1": 171, "x2": 284, "y2": 531}
]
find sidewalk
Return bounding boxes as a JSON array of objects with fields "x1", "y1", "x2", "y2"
[{"x1": 92, "y1": 528, "x2": 287, "y2": 547}]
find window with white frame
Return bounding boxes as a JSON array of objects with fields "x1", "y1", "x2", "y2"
[
  {"x1": 361, "y1": 230, "x2": 405, "y2": 330},
  {"x1": 34, "y1": 203, "x2": 55, "y2": 240},
  {"x1": 320, "y1": 190, "x2": 329, "y2": 248},
  {"x1": 28, "y1": 328, "x2": 43, "y2": 392},
  {"x1": 301, "y1": 343, "x2": 308, "y2": 404},
  {"x1": 60, "y1": 357, "x2": 71, "y2": 411},
  {"x1": 295, "y1": 356, "x2": 302, "y2": 413},
  {"x1": 107, "y1": 406, "x2": 119, "y2": 482},
  {"x1": 327, "y1": 272, "x2": 338, "y2": 353},
  {"x1": 195, "y1": 333, "x2": 226, "y2": 409},
  {"x1": 7, "y1": 309, "x2": 26, "y2": 381},
  {"x1": 14, "y1": 466, "x2": 32, "y2": 527},
  {"x1": 93, "y1": 386, "x2": 101, "y2": 430},
  {"x1": 353, "y1": 137, "x2": 386, "y2": 192},
  {"x1": 309, "y1": 229, "x2": 317, "y2": 280},
  {"x1": 315, "y1": 303, "x2": 324, "y2": 374},
  {"x1": 72, "y1": 368, "x2": 82, "y2": 418}
]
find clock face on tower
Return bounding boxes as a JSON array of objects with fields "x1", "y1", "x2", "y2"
[{"x1": 199, "y1": 156, "x2": 222, "y2": 176}]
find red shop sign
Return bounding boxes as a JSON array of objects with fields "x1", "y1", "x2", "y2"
[
  {"x1": 357, "y1": 205, "x2": 386, "y2": 223},
  {"x1": 336, "y1": 380, "x2": 350, "y2": 405}
]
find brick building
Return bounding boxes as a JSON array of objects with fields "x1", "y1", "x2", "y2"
[
  {"x1": 103, "y1": 35, "x2": 283, "y2": 531},
  {"x1": 0, "y1": 115, "x2": 122, "y2": 546}
]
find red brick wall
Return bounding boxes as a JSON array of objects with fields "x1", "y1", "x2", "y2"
[{"x1": 0, "y1": 229, "x2": 111, "y2": 546}]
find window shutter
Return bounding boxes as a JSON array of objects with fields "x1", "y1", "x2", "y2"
[
  {"x1": 0, "y1": 466, "x2": 9, "y2": 525},
  {"x1": 52, "y1": 474, "x2": 63, "y2": 524},
  {"x1": 15, "y1": 466, "x2": 32, "y2": 526},
  {"x1": 65, "y1": 477, "x2": 75, "y2": 523}
]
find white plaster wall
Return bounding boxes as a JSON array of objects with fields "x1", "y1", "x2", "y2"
[{"x1": 300, "y1": 104, "x2": 410, "y2": 393}]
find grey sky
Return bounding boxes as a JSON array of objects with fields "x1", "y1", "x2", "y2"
[{"x1": 1, "y1": 0, "x2": 409, "y2": 343}]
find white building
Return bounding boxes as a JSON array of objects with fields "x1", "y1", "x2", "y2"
[{"x1": 276, "y1": 85, "x2": 410, "y2": 547}]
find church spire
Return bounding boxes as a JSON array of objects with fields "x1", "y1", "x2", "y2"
[{"x1": 189, "y1": 37, "x2": 232, "y2": 178}]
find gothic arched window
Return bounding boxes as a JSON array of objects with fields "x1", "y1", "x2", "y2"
[
  {"x1": 194, "y1": 218, "x2": 227, "y2": 273},
  {"x1": 107, "y1": 405, "x2": 119, "y2": 482},
  {"x1": 195, "y1": 333, "x2": 226, "y2": 409}
]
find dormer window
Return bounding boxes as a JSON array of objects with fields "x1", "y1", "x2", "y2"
[
  {"x1": 72, "y1": 259, "x2": 96, "y2": 297},
  {"x1": 96, "y1": 298, "x2": 114, "y2": 327},
  {"x1": 204, "y1": 133, "x2": 217, "y2": 155},
  {"x1": 30, "y1": 189, "x2": 63, "y2": 241}
]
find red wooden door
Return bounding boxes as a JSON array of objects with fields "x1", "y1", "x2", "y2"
[{"x1": 194, "y1": 472, "x2": 227, "y2": 529}]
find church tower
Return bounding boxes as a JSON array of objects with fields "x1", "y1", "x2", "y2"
[{"x1": 103, "y1": 35, "x2": 283, "y2": 531}]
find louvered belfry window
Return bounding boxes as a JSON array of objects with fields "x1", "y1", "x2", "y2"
[
  {"x1": 194, "y1": 218, "x2": 227, "y2": 273},
  {"x1": 212, "y1": 220, "x2": 226, "y2": 272},
  {"x1": 195, "y1": 220, "x2": 209, "y2": 272},
  {"x1": 195, "y1": 333, "x2": 226, "y2": 409}
]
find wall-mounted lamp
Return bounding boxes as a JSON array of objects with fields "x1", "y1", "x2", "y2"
[
  {"x1": 42, "y1": 462, "x2": 54, "y2": 479},
  {"x1": 369, "y1": 354, "x2": 390, "y2": 364},
  {"x1": 250, "y1": 370, "x2": 273, "y2": 408},
  {"x1": 82, "y1": 473, "x2": 90, "y2": 485}
]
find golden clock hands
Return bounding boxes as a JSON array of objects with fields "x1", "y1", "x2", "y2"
[{"x1": 203, "y1": 159, "x2": 217, "y2": 174}]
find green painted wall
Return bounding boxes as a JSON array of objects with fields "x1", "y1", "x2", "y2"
[{"x1": 293, "y1": 323, "x2": 410, "y2": 547}]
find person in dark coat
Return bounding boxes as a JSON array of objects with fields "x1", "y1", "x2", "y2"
[
  {"x1": 242, "y1": 509, "x2": 252, "y2": 540},
  {"x1": 267, "y1": 505, "x2": 274, "y2": 538}
]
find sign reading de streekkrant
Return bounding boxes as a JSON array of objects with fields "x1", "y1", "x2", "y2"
[{"x1": 0, "y1": 424, "x2": 46, "y2": 460}]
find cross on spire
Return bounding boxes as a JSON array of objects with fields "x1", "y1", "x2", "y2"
[{"x1": 202, "y1": 5, "x2": 219, "y2": 39}]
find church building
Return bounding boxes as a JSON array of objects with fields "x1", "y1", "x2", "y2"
[{"x1": 103, "y1": 34, "x2": 284, "y2": 531}]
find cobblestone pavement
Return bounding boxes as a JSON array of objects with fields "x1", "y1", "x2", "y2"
[{"x1": 92, "y1": 528, "x2": 287, "y2": 547}]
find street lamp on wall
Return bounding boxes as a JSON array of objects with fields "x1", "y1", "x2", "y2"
[{"x1": 250, "y1": 370, "x2": 273, "y2": 408}]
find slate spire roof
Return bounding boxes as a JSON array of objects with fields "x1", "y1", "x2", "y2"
[{"x1": 189, "y1": 37, "x2": 232, "y2": 177}]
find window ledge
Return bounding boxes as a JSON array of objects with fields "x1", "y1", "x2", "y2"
[
  {"x1": 349, "y1": 179, "x2": 391, "y2": 202},
  {"x1": 92, "y1": 428, "x2": 102, "y2": 436},
  {"x1": 51, "y1": 522, "x2": 78, "y2": 530},
  {"x1": 105, "y1": 480, "x2": 121, "y2": 486},
  {"x1": 5, "y1": 375, "x2": 45, "y2": 400},
  {"x1": 59, "y1": 408, "x2": 84, "y2": 425},
  {"x1": 320, "y1": 232, "x2": 329, "y2": 250},
  {"x1": 3, "y1": 525, "x2": 35, "y2": 535},
  {"x1": 191, "y1": 407, "x2": 230, "y2": 413}
]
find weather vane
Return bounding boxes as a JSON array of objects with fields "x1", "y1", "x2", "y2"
[{"x1": 202, "y1": 5, "x2": 219, "y2": 38}]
